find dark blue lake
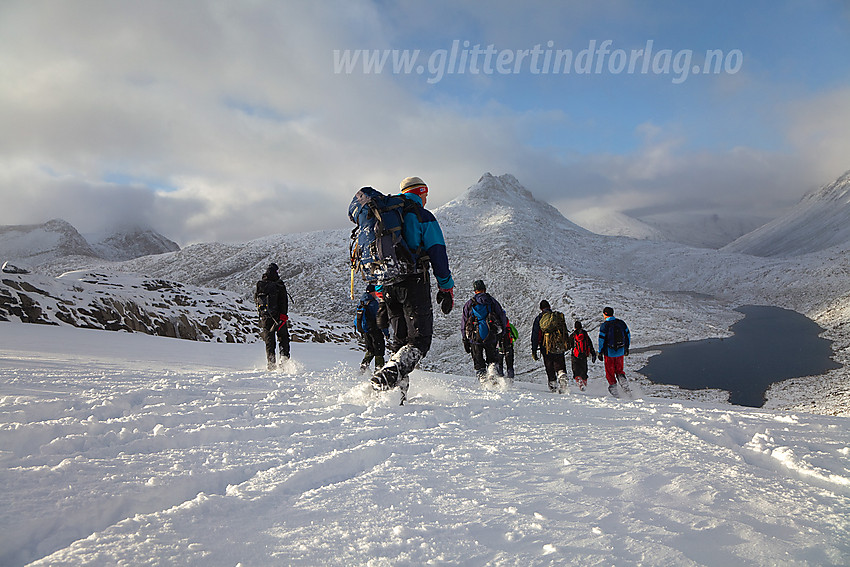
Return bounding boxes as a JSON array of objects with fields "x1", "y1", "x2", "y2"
[{"x1": 638, "y1": 305, "x2": 840, "y2": 407}]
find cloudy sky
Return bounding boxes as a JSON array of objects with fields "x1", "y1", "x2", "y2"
[{"x1": 1, "y1": 1, "x2": 849, "y2": 244}]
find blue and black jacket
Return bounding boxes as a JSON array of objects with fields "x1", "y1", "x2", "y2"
[
  {"x1": 598, "y1": 316, "x2": 631, "y2": 358},
  {"x1": 399, "y1": 193, "x2": 454, "y2": 290}
]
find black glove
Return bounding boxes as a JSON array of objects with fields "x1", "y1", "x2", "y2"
[
  {"x1": 624, "y1": 347, "x2": 629, "y2": 356},
  {"x1": 531, "y1": 350, "x2": 539, "y2": 361},
  {"x1": 598, "y1": 352, "x2": 604, "y2": 361},
  {"x1": 592, "y1": 354, "x2": 597, "y2": 363},
  {"x1": 436, "y1": 288, "x2": 454, "y2": 315},
  {"x1": 463, "y1": 338, "x2": 471, "y2": 353}
]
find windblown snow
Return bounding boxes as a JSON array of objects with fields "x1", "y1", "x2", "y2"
[{"x1": 1, "y1": 323, "x2": 848, "y2": 566}]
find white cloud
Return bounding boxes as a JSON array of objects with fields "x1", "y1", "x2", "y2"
[
  {"x1": 785, "y1": 86, "x2": 850, "y2": 184},
  {"x1": 0, "y1": 1, "x2": 846, "y2": 245}
]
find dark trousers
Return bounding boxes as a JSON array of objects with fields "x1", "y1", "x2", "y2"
[
  {"x1": 499, "y1": 340, "x2": 515, "y2": 378},
  {"x1": 542, "y1": 351, "x2": 566, "y2": 385},
  {"x1": 261, "y1": 317, "x2": 290, "y2": 364},
  {"x1": 361, "y1": 330, "x2": 386, "y2": 365},
  {"x1": 383, "y1": 275, "x2": 433, "y2": 357},
  {"x1": 571, "y1": 355, "x2": 589, "y2": 380},
  {"x1": 471, "y1": 340, "x2": 501, "y2": 376}
]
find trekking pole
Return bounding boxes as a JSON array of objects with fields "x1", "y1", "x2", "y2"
[{"x1": 350, "y1": 268, "x2": 355, "y2": 300}]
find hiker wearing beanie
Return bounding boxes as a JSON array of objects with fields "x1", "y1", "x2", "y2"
[
  {"x1": 568, "y1": 320, "x2": 597, "y2": 391},
  {"x1": 531, "y1": 300, "x2": 571, "y2": 393},
  {"x1": 254, "y1": 262, "x2": 291, "y2": 370},
  {"x1": 461, "y1": 279, "x2": 508, "y2": 384},
  {"x1": 371, "y1": 176, "x2": 455, "y2": 401},
  {"x1": 598, "y1": 306, "x2": 632, "y2": 397},
  {"x1": 355, "y1": 284, "x2": 389, "y2": 374}
]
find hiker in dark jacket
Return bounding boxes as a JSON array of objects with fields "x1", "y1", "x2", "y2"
[
  {"x1": 372, "y1": 176, "x2": 455, "y2": 402},
  {"x1": 254, "y1": 263, "x2": 290, "y2": 370},
  {"x1": 531, "y1": 300, "x2": 570, "y2": 393},
  {"x1": 598, "y1": 306, "x2": 632, "y2": 397},
  {"x1": 568, "y1": 320, "x2": 597, "y2": 391},
  {"x1": 356, "y1": 285, "x2": 389, "y2": 374},
  {"x1": 461, "y1": 280, "x2": 508, "y2": 383}
]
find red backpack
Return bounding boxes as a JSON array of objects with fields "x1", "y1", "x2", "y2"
[{"x1": 572, "y1": 331, "x2": 591, "y2": 358}]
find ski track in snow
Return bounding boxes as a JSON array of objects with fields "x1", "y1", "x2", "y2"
[{"x1": 1, "y1": 323, "x2": 849, "y2": 566}]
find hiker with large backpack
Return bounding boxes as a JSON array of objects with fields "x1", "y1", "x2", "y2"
[
  {"x1": 355, "y1": 284, "x2": 389, "y2": 374},
  {"x1": 568, "y1": 320, "x2": 597, "y2": 391},
  {"x1": 461, "y1": 280, "x2": 508, "y2": 384},
  {"x1": 598, "y1": 306, "x2": 632, "y2": 397},
  {"x1": 349, "y1": 176, "x2": 455, "y2": 404},
  {"x1": 254, "y1": 263, "x2": 291, "y2": 371},
  {"x1": 531, "y1": 300, "x2": 571, "y2": 393}
]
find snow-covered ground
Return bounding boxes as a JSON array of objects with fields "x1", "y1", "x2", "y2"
[{"x1": 2, "y1": 322, "x2": 848, "y2": 566}]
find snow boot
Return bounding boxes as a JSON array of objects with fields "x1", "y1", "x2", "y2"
[
  {"x1": 616, "y1": 374, "x2": 630, "y2": 394},
  {"x1": 371, "y1": 345, "x2": 421, "y2": 392},
  {"x1": 359, "y1": 362, "x2": 369, "y2": 375},
  {"x1": 575, "y1": 377, "x2": 587, "y2": 392},
  {"x1": 608, "y1": 383, "x2": 619, "y2": 398},
  {"x1": 371, "y1": 363, "x2": 398, "y2": 390},
  {"x1": 556, "y1": 370, "x2": 568, "y2": 394},
  {"x1": 548, "y1": 380, "x2": 558, "y2": 393}
]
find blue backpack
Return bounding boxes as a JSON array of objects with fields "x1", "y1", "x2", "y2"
[
  {"x1": 349, "y1": 187, "x2": 422, "y2": 285},
  {"x1": 466, "y1": 298, "x2": 502, "y2": 342}
]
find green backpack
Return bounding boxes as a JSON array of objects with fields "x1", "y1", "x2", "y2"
[{"x1": 539, "y1": 311, "x2": 568, "y2": 354}]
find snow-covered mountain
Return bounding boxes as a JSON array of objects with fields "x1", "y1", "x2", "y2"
[
  {"x1": 0, "y1": 219, "x2": 98, "y2": 266},
  {"x1": 723, "y1": 170, "x2": 850, "y2": 256},
  {"x1": 86, "y1": 226, "x2": 180, "y2": 261},
  {"x1": 4, "y1": 173, "x2": 850, "y2": 414},
  {"x1": 0, "y1": 219, "x2": 179, "y2": 269}
]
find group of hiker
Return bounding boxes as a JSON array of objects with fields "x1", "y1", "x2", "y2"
[{"x1": 255, "y1": 175, "x2": 632, "y2": 403}]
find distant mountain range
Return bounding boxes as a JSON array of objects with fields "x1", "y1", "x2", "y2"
[
  {"x1": 722, "y1": 170, "x2": 850, "y2": 257},
  {"x1": 0, "y1": 218, "x2": 179, "y2": 269},
  {"x1": 567, "y1": 206, "x2": 772, "y2": 249}
]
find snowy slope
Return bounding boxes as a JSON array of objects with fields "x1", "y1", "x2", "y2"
[
  {"x1": 723, "y1": 170, "x2": 850, "y2": 256},
  {"x1": 1, "y1": 323, "x2": 848, "y2": 566},
  {"x1": 567, "y1": 207, "x2": 771, "y2": 249},
  {"x1": 0, "y1": 268, "x2": 355, "y2": 346},
  {"x1": 567, "y1": 207, "x2": 665, "y2": 241},
  {"x1": 636, "y1": 210, "x2": 772, "y2": 249}
]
